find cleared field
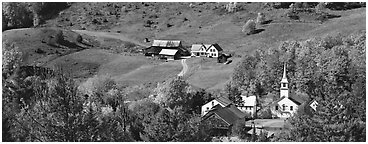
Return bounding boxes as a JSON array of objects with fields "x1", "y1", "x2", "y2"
[
  {"x1": 113, "y1": 60, "x2": 182, "y2": 85},
  {"x1": 186, "y1": 57, "x2": 241, "y2": 90}
]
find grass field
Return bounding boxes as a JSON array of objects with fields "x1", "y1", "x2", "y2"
[
  {"x1": 3, "y1": 3, "x2": 365, "y2": 94},
  {"x1": 185, "y1": 57, "x2": 241, "y2": 90}
]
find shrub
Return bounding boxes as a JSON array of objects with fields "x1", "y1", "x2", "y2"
[
  {"x1": 256, "y1": 13, "x2": 266, "y2": 25},
  {"x1": 225, "y1": 2, "x2": 237, "y2": 13},
  {"x1": 315, "y1": 2, "x2": 326, "y2": 13},
  {"x1": 2, "y1": 2, "x2": 33, "y2": 30},
  {"x1": 294, "y1": 2, "x2": 302, "y2": 9},
  {"x1": 242, "y1": 20, "x2": 256, "y2": 35},
  {"x1": 2, "y1": 41, "x2": 22, "y2": 79},
  {"x1": 231, "y1": 120, "x2": 249, "y2": 139},
  {"x1": 257, "y1": 107, "x2": 273, "y2": 119}
]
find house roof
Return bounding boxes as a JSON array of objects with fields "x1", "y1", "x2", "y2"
[
  {"x1": 215, "y1": 96, "x2": 232, "y2": 107},
  {"x1": 204, "y1": 105, "x2": 248, "y2": 125},
  {"x1": 144, "y1": 46, "x2": 162, "y2": 54},
  {"x1": 241, "y1": 95, "x2": 257, "y2": 107},
  {"x1": 227, "y1": 105, "x2": 248, "y2": 118},
  {"x1": 159, "y1": 49, "x2": 178, "y2": 56},
  {"x1": 152, "y1": 40, "x2": 181, "y2": 48},
  {"x1": 209, "y1": 43, "x2": 223, "y2": 51},
  {"x1": 191, "y1": 44, "x2": 204, "y2": 51}
]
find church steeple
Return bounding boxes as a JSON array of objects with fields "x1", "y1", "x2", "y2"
[{"x1": 280, "y1": 63, "x2": 289, "y2": 98}]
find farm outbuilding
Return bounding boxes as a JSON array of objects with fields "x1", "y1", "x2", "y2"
[
  {"x1": 144, "y1": 40, "x2": 190, "y2": 59},
  {"x1": 159, "y1": 49, "x2": 180, "y2": 60}
]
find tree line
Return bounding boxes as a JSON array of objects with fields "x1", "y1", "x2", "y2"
[
  {"x1": 2, "y1": 2, "x2": 70, "y2": 31},
  {"x1": 226, "y1": 30, "x2": 365, "y2": 141},
  {"x1": 2, "y1": 40, "x2": 216, "y2": 141},
  {"x1": 2, "y1": 30, "x2": 365, "y2": 141}
]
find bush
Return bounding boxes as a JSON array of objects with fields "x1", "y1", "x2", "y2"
[
  {"x1": 225, "y1": 2, "x2": 237, "y2": 13},
  {"x1": 242, "y1": 20, "x2": 256, "y2": 35},
  {"x1": 231, "y1": 120, "x2": 249, "y2": 139},
  {"x1": 315, "y1": 2, "x2": 326, "y2": 13},
  {"x1": 2, "y1": 2, "x2": 33, "y2": 30},
  {"x1": 257, "y1": 108, "x2": 273, "y2": 119},
  {"x1": 256, "y1": 13, "x2": 266, "y2": 25}
]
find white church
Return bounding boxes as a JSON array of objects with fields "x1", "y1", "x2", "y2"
[{"x1": 271, "y1": 64, "x2": 307, "y2": 118}]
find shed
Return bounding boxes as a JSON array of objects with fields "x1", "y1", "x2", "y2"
[{"x1": 159, "y1": 49, "x2": 179, "y2": 60}]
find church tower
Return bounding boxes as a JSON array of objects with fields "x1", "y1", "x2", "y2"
[{"x1": 280, "y1": 63, "x2": 289, "y2": 98}]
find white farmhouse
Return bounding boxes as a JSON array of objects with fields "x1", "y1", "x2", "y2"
[
  {"x1": 237, "y1": 95, "x2": 257, "y2": 117},
  {"x1": 191, "y1": 44, "x2": 210, "y2": 57},
  {"x1": 191, "y1": 43, "x2": 223, "y2": 58},
  {"x1": 205, "y1": 43, "x2": 223, "y2": 58},
  {"x1": 201, "y1": 96, "x2": 232, "y2": 116}
]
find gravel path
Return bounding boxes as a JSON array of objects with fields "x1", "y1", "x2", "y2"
[{"x1": 178, "y1": 59, "x2": 188, "y2": 77}]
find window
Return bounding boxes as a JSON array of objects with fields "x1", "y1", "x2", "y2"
[
  {"x1": 214, "y1": 53, "x2": 216, "y2": 57},
  {"x1": 283, "y1": 83, "x2": 286, "y2": 87},
  {"x1": 212, "y1": 101, "x2": 214, "y2": 106},
  {"x1": 275, "y1": 106, "x2": 278, "y2": 110},
  {"x1": 206, "y1": 107, "x2": 209, "y2": 112},
  {"x1": 282, "y1": 104, "x2": 286, "y2": 111},
  {"x1": 290, "y1": 106, "x2": 293, "y2": 111},
  {"x1": 196, "y1": 53, "x2": 199, "y2": 56}
]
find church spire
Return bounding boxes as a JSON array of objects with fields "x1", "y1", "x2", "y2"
[
  {"x1": 281, "y1": 63, "x2": 288, "y2": 83},
  {"x1": 280, "y1": 63, "x2": 289, "y2": 98}
]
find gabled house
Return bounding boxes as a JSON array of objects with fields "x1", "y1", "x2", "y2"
[
  {"x1": 191, "y1": 44, "x2": 209, "y2": 57},
  {"x1": 202, "y1": 104, "x2": 249, "y2": 136},
  {"x1": 201, "y1": 96, "x2": 232, "y2": 116},
  {"x1": 237, "y1": 95, "x2": 258, "y2": 117},
  {"x1": 309, "y1": 99, "x2": 318, "y2": 111},
  {"x1": 206, "y1": 43, "x2": 223, "y2": 58},
  {"x1": 191, "y1": 43, "x2": 223, "y2": 58},
  {"x1": 270, "y1": 64, "x2": 308, "y2": 118}
]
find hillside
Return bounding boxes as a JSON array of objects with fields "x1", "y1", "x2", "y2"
[{"x1": 3, "y1": 2, "x2": 366, "y2": 92}]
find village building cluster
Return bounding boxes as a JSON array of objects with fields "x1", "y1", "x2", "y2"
[
  {"x1": 143, "y1": 39, "x2": 231, "y2": 63},
  {"x1": 143, "y1": 39, "x2": 318, "y2": 137},
  {"x1": 200, "y1": 64, "x2": 318, "y2": 136}
]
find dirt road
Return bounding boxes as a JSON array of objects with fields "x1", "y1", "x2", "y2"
[
  {"x1": 178, "y1": 59, "x2": 188, "y2": 77},
  {"x1": 72, "y1": 30, "x2": 150, "y2": 47}
]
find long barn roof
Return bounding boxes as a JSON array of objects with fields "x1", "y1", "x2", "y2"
[{"x1": 152, "y1": 40, "x2": 181, "y2": 47}]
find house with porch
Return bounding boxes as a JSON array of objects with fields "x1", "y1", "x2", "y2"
[{"x1": 191, "y1": 43, "x2": 223, "y2": 58}]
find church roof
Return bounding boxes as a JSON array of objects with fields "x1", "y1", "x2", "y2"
[{"x1": 274, "y1": 93, "x2": 307, "y2": 106}]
